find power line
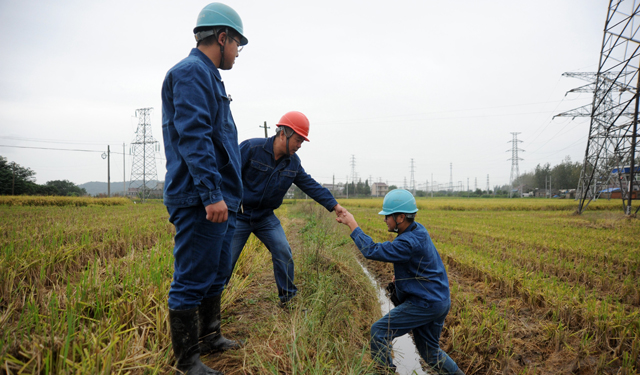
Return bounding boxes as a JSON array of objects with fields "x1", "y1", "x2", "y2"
[
  {"x1": 0, "y1": 144, "x2": 103, "y2": 153},
  {"x1": 0, "y1": 143, "x2": 167, "y2": 160},
  {"x1": 315, "y1": 98, "x2": 588, "y2": 126},
  {"x1": 0, "y1": 136, "x2": 120, "y2": 146}
]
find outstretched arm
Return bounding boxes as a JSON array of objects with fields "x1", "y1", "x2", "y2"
[{"x1": 333, "y1": 203, "x2": 347, "y2": 217}]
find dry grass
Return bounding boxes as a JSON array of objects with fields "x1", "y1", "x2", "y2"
[{"x1": 0, "y1": 196, "x2": 130, "y2": 206}]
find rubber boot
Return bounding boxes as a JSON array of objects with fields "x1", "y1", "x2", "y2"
[
  {"x1": 453, "y1": 369, "x2": 466, "y2": 375},
  {"x1": 199, "y1": 295, "x2": 242, "y2": 354},
  {"x1": 169, "y1": 308, "x2": 223, "y2": 375}
]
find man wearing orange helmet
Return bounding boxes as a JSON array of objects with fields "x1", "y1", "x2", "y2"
[{"x1": 216, "y1": 111, "x2": 346, "y2": 306}]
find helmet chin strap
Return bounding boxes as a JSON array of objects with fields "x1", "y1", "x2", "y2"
[
  {"x1": 282, "y1": 128, "x2": 294, "y2": 156},
  {"x1": 392, "y1": 213, "x2": 399, "y2": 233}
]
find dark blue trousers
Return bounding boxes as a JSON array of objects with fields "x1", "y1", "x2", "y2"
[{"x1": 167, "y1": 205, "x2": 236, "y2": 310}]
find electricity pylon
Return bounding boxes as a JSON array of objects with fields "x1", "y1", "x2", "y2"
[
  {"x1": 559, "y1": 2, "x2": 640, "y2": 214},
  {"x1": 507, "y1": 132, "x2": 524, "y2": 198},
  {"x1": 129, "y1": 108, "x2": 159, "y2": 202}
]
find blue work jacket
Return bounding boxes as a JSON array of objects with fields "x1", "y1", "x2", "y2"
[
  {"x1": 161, "y1": 48, "x2": 242, "y2": 211},
  {"x1": 239, "y1": 136, "x2": 337, "y2": 221},
  {"x1": 350, "y1": 222, "x2": 450, "y2": 308}
]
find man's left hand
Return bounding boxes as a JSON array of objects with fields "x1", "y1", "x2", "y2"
[{"x1": 333, "y1": 203, "x2": 347, "y2": 216}]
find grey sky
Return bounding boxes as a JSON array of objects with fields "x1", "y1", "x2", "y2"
[{"x1": 0, "y1": 0, "x2": 604, "y2": 190}]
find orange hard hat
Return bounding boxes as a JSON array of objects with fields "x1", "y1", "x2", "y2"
[{"x1": 276, "y1": 111, "x2": 310, "y2": 141}]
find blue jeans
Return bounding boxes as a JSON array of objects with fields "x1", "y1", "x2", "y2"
[
  {"x1": 217, "y1": 213, "x2": 297, "y2": 303},
  {"x1": 370, "y1": 299, "x2": 459, "y2": 374},
  {"x1": 167, "y1": 205, "x2": 236, "y2": 310}
]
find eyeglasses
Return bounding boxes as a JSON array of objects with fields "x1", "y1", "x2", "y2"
[{"x1": 228, "y1": 36, "x2": 243, "y2": 52}]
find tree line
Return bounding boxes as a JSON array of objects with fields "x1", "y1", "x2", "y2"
[
  {"x1": 513, "y1": 156, "x2": 582, "y2": 190},
  {"x1": 0, "y1": 156, "x2": 87, "y2": 196}
]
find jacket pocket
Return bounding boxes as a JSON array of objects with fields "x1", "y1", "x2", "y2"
[
  {"x1": 278, "y1": 170, "x2": 297, "y2": 191},
  {"x1": 245, "y1": 160, "x2": 270, "y2": 186}
]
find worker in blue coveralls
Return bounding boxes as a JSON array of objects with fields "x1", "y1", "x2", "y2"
[
  {"x1": 217, "y1": 111, "x2": 347, "y2": 307},
  {"x1": 161, "y1": 3, "x2": 247, "y2": 375},
  {"x1": 336, "y1": 189, "x2": 464, "y2": 375}
]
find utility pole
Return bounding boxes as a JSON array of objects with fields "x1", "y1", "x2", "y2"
[
  {"x1": 507, "y1": 132, "x2": 524, "y2": 198},
  {"x1": 101, "y1": 146, "x2": 111, "y2": 197},
  {"x1": 333, "y1": 174, "x2": 335, "y2": 196},
  {"x1": 261, "y1": 121, "x2": 270, "y2": 138},
  {"x1": 123, "y1": 143, "x2": 126, "y2": 197},
  {"x1": 449, "y1": 163, "x2": 453, "y2": 194},
  {"x1": 346, "y1": 175, "x2": 349, "y2": 199},
  {"x1": 431, "y1": 173, "x2": 433, "y2": 198},
  {"x1": 11, "y1": 163, "x2": 15, "y2": 195},
  {"x1": 107, "y1": 146, "x2": 110, "y2": 197}
]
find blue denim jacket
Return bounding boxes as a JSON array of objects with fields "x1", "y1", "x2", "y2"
[
  {"x1": 239, "y1": 136, "x2": 337, "y2": 221},
  {"x1": 161, "y1": 48, "x2": 242, "y2": 211},
  {"x1": 350, "y1": 222, "x2": 450, "y2": 308}
]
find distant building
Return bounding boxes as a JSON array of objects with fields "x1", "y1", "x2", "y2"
[
  {"x1": 322, "y1": 183, "x2": 340, "y2": 194},
  {"x1": 285, "y1": 186, "x2": 295, "y2": 199},
  {"x1": 371, "y1": 182, "x2": 388, "y2": 197},
  {"x1": 609, "y1": 166, "x2": 639, "y2": 199}
]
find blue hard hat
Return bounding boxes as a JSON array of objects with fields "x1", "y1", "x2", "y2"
[
  {"x1": 194, "y1": 3, "x2": 248, "y2": 46},
  {"x1": 378, "y1": 189, "x2": 419, "y2": 215}
]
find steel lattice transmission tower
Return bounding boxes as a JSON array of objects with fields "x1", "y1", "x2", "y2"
[
  {"x1": 449, "y1": 163, "x2": 453, "y2": 193},
  {"x1": 129, "y1": 108, "x2": 159, "y2": 201},
  {"x1": 555, "y1": 72, "x2": 632, "y2": 203},
  {"x1": 350, "y1": 155, "x2": 356, "y2": 185},
  {"x1": 507, "y1": 132, "x2": 524, "y2": 197},
  {"x1": 409, "y1": 158, "x2": 416, "y2": 194},
  {"x1": 562, "y1": 1, "x2": 640, "y2": 214}
]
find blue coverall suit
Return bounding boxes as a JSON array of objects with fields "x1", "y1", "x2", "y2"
[
  {"x1": 162, "y1": 48, "x2": 242, "y2": 310},
  {"x1": 215, "y1": 136, "x2": 337, "y2": 303},
  {"x1": 350, "y1": 222, "x2": 461, "y2": 374}
]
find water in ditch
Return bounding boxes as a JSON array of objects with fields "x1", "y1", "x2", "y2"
[{"x1": 358, "y1": 261, "x2": 430, "y2": 375}]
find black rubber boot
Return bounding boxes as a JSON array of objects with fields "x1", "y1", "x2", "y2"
[
  {"x1": 453, "y1": 369, "x2": 466, "y2": 375},
  {"x1": 169, "y1": 308, "x2": 224, "y2": 375},
  {"x1": 199, "y1": 295, "x2": 242, "y2": 354}
]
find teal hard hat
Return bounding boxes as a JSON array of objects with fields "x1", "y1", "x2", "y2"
[
  {"x1": 194, "y1": 3, "x2": 248, "y2": 46},
  {"x1": 378, "y1": 189, "x2": 419, "y2": 215}
]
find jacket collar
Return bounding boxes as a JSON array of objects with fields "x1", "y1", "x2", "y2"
[
  {"x1": 190, "y1": 48, "x2": 221, "y2": 81},
  {"x1": 264, "y1": 135, "x2": 290, "y2": 162},
  {"x1": 399, "y1": 221, "x2": 418, "y2": 236}
]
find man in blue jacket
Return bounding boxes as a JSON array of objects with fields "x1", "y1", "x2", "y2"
[
  {"x1": 161, "y1": 3, "x2": 247, "y2": 374},
  {"x1": 218, "y1": 111, "x2": 346, "y2": 306},
  {"x1": 336, "y1": 189, "x2": 464, "y2": 375}
]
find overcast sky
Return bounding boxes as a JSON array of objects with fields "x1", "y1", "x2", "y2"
[{"x1": 0, "y1": 0, "x2": 605, "y2": 190}]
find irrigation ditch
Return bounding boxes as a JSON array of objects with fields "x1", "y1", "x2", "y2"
[{"x1": 358, "y1": 260, "x2": 430, "y2": 375}]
